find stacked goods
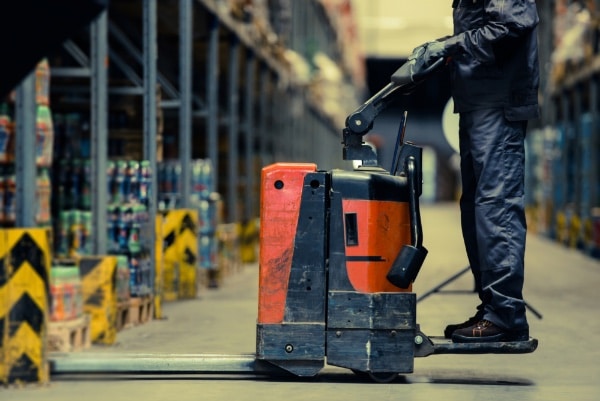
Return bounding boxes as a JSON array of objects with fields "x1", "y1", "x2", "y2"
[
  {"x1": 158, "y1": 159, "x2": 220, "y2": 270},
  {"x1": 48, "y1": 264, "x2": 91, "y2": 353},
  {"x1": 0, "y1": 107, "x2": 15, "y2": 226},
  {"x1": 53, "y1": 158, "x2": 154, "y2": 296},
  {"x1": 157, "y1": 160, "x2": 182, "y2": 210},
  {"x1": 191, "y1": 160, "x2": 221, "y2": 277},
  {"x1": 49, "y1": 265, "x2": 83, "y2": 322},
  {"x1": 0, "y1": 59, "x2": 54, "y2": 229},
  {"x1": 106, "y1": 160, "x2": 153, "y2": 297},
  {"x1": 35, "y1": 60, "x2": 54, "y2": 229},
  {"x1": 157, "y1": 159, "x2": 224, "y2": 290},
  {"x1": 53, "y1": 159, "x2": 93, "y2": 256}
]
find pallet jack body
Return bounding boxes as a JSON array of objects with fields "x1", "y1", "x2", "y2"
[{"x1": 50, "y1": 63, "x2": 537, "y2": 383}]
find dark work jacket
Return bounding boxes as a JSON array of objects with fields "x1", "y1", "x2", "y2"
[{"x1": 445, "y1": 0, "x2": 540, "y2": 120}]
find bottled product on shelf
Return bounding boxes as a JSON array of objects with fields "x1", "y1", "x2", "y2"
[
  {"x1": 158, "y1": 159, "x2": 221, "y2": 271},
  {"x1": 105, "y1": 158, "x2": 153, "y2": 297},
  {"x1": 0, "y1": 103, "x2": 13, "y2": 163},
  {"x1": 36, "y1": 104, "x2": 54, "y2": 167},
  {"x1": 35, "y1": 58, "x2": 51, "y2": 106},
  {"x1": 36, "y1": 167, "x2": 52, "y2": 226},
  {"x1": 4, "y1": 164, "x2": 16, "y2": 225},
  {"x1": 115, "y1": 255, "x2": 131, "y2": 303}
]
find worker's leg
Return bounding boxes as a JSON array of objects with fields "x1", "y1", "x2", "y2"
[
  {"x1": 458, "y1": 116, "x2": 485, "y2": 312},
  {"x1": 459, "y1": 108, "x2": 528, "y2": 334}
]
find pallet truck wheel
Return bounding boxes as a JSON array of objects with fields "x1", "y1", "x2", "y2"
[{"x1": 352, "y1": 370, "x2": 399, "y2": 383}]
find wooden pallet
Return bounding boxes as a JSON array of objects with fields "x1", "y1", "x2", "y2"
[
  {"x1": 48, "y1": 314, "x2": 91, "y2": 352},
  {"x1": 126, "y1": 295, "x2": 154, "y2": 327}
]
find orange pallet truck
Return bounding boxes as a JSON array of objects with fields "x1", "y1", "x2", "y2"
[{"x1": 50, "y1": 60, "x2": 537, "y2": 383}]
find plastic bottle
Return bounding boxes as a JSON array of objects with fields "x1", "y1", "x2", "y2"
[
  {"x1": 70, "y1": 210, "x2": 83, "y2": 257},
  {"x1": 0, "y1": 103, "x2": 12, "y2": 163},
  {"x1": 107, "y1": 204, "x2": 119, "y2": 253},
  {"x1": 57, "y1": 211, "x2": 71, "y2": 256},
  {"x1": 127, "y1": 160, "x2": 140, "y2": 203},
  {"x1": 36, "y1": 105, "x2": 54, "y2": 166},
  {"x1": 35, "y1": 167, "x2": 51, "y2": 226},
  {"x1": 201, "y1": 159, "x2": 214, "y2": 199},
  {"x1": 115, "y1": 161, "x2": 128, "y2": 203},
  {"x1": 139, "y1": 160, "x2": 151, "y2": 207},
  {"x1": 35, "y1": 58, "x2": 50, "y2": 106},
  {"x1": 50, "y1": 267, "x2": 65, "y2": 322},
  {"x1": 4, "y1": 164, "x2": 16, "y2": 225}
]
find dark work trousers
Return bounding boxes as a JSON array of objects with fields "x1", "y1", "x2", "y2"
[{"x1": 458, "y1": 108, "x2": 529, "y2": 333}]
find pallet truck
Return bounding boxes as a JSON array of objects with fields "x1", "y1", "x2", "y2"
[{"x1": 49, "y1": 58, "x2": 538, "y2": 383}]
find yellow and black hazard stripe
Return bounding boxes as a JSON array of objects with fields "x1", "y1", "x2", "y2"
[
  {"x1": 177, "y1": 210, "x2": 198, "y2": 299},
  {"x1": 78, "y1": 255, "x2": 117, "y2": 345},
  {"x1": 0, "y1": 228, "x2": 51, "y2": 385},
  {"x1": 161, "y1": 210, "x2": 180, "y2": 302}
]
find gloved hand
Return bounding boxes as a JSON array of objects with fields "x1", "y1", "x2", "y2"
[
  {"x1": 411, "y1": 40, "x2": 447, "y2": 67},
  {"x1": 391, "y1": 40, "x2": 448, "y2": 86}
]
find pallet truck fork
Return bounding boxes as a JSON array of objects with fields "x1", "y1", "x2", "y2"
[{"x1": 49, "y1": 61, "x2": 537, "y2": 383}]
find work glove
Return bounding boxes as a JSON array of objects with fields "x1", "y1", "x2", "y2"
[
  {"x1": 391, "y1": 40, "x2": 448, "y2": 86},
  {"x1": 410, "y1": 39, "x2": 448, "y2": 67}
]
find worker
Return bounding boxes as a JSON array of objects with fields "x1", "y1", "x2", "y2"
[{"x1": 410, "y1": 0, "x2": 539, "y2": 342}]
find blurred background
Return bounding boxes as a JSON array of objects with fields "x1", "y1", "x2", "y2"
[{"x1": 0, "y1": 0, "x2": 599, "y2": 386}]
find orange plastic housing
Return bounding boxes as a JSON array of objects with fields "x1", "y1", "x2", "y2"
[
  {"x1": 342, "y1": 199, "x2": 412, "y2": 293},
  {"x1": 257, "y1": 163, "x2": 317, "y2": 324}
]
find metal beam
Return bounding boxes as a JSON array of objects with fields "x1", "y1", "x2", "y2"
[
  {"x1": 109, "y1": 22, "x2": 180, "y2": 100},
  {"x1": 109, "y1": 49, "x2": 144, "y2": 88},
  {"x1": 207, "y1": 13, "x2": 220, "y2": 194},
  {"x1": 63, "y1": 39, "x2": 91, "y2": 67},
  {"x1": 179, "y1": 0, "x2": 193, "y2": 208},
  {"x1": 244, "y1": 51, "x2": 256, "y2": 220},
  {"x1": 51, "y1": 67, "x2": 92, "y2": 78},
  {"x1": 258, "y1": 65, "x2": 270, "y2": 167},
  {"x1": 144, "y1": 0, "x2": 158, "y2": 293},
  {"x1": 15, "y1": 73, "x2": 36, "y2": 228},
  {"x1": 227, "y1": 35, "x2": 240, "y2": 223},
  {"x1": 91, "y1": 10, "x2": 109, "y2": 254}
]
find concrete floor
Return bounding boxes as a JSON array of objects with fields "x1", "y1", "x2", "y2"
[{"x1": 6, "y1": 203, "x2": 600, "y2": 400}]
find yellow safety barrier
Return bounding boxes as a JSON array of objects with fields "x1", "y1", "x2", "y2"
[
  {"x1": 77, "y1": 255, "x2": 118, "y2": 345},
  {"x1": 154, "y1": 214, "x2": 164, "y2": 319},
  {"x1": 239, "y1": 218, "x2": 259, "y2": 264},
  {"x1": 162, "y1": 210, "x2": 180, "y2": 302},
  {"x1": 177, "y1": 210, "x2": 198, "y2": 299},
  {"x1": 161, "y1": 209, "x2": 199, "y2": 301},
  {"x1": 0, "y1": 228, "x2": 51, "y2": 385}
]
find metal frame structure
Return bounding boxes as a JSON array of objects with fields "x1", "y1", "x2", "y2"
[{"x1": 14, "y1": 0, "x2": 354, "y2": 237}]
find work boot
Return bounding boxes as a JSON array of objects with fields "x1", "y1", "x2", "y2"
[
  {"x1": 451, "y1": 319, "x2": 529, "y2": 343},
  {"x1": 443, "y1": 313, "x2": 483, "y2": 339}
]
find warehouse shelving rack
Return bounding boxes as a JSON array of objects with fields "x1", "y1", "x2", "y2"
[
  {"x1": 13, "y1": 0, "x2": 363, "y2": 252},
  {"x1": 536, "y1": 0, "x2": 600, "y2": 254}
]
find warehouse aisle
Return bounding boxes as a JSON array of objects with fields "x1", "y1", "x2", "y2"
[{"x1": 6, "y1": 203, "x2": 600, "y2": 401}]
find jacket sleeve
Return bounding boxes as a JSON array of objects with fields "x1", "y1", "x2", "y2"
[{"x1": 444, "y1": 0, "x2": 539, "y2": 64}]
